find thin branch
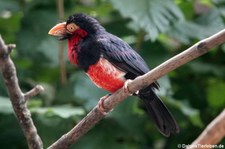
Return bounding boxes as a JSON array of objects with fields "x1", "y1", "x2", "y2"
[
  {"x1": 187, "y1": 109, "x2": 225, "y2": 149},
  {"x1": 0, "y1": 35, "x2": 43, "y2": 149},
  {"x1": 48, "y1": 29, "x2": 225, "y2": 149},
  {"x1": 57, "y1": 0, "x2": 67, "y2": 85},
  {"x1": 24, "y1": 85, "x2": 44, "y2": 101}
]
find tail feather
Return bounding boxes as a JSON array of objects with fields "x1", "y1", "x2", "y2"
[{"x1": 138, "y1": 86, "x2": 179, "y2": 137}]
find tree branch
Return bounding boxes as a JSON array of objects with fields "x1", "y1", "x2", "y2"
[
  {"x1": 187, "y1": 109, "x2": 225, "y2": 149},
  {"x1": 57, "y1": 0, "x2": 67, "y2": 85},
  {"x1": 24, "y1": 85, "x2": 44, "y2": 101},
  {"x1": 0, "y1": 35, "x2": 43, "y2": 149},
  {"x1": 48, "y1": 29, "x2": 225, "y2": 149}
]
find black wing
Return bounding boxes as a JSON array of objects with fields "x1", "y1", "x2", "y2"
[{"x1": 96, "y1": 33, "x2": 149, "y2": 78}]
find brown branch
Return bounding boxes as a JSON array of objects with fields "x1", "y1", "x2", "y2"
[
  {"x1": 187, "y1": 109, "x2": 225, "y2": 149},
  {"x1": 48, "y1": 29, "x2": 225, "y2": 148},
  {"x1": 57, "y1": 0, "x2": 67, "y2": 85},
  {"x1": 24, "y1": 85, "x2": 44, "y2": 101},
  {"x1": 0, "y1": 35, "x2": 43, "y2": 149}
]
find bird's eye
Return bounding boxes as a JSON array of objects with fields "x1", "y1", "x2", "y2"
[{"x1": 66, "y1": 23, "x2": 78, "y2": 32}]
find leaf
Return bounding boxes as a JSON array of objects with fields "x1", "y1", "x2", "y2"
[
  {"x1": 167, "y1": 98, "x2": 203, "y2": 127},
  {"x1": 168, "y1": 8, "x2": 225, "y2": 43},
  {"x1": 37, "y1": 82, "x2": 56, "y2": 106},
  {"x1": 73, "y1": 72, "x2": 107, "y2": 110},
  {"x1": 31, "y1": 105, "x2": 84, "y2": 118},
  {"x1": 36, "y1": 37, "x2": 61, "y2": 67},
  {"x1": 207, "y1": 79, "x2": 225, "y2": 108},
  {"x1": 0, "y1": 12, "x2": 21, "y2": 42},
  {"x1": 188, "y1": 61, "x2": 225, "y2": 77},
  {"x1": 73, "y1": 1, "x2": 113, "y2": 18},
  {"x1": 108, "y1": 97, "x2": 146, "y2": 134},
  {"x1": 110, "y1": 0, "x2": 184, "y2": 40},
  {"x1": 157, "y1": 76, "x2": 173, "y2": 97},
  {"x1": 142, "y1": 74, "x2": 203, "y2": 127},
  {"x1": 0, "y1": 0, "x2": 19, "y2": 13},
  {"x1": 16, "y1": 7, "x2": 58, "y2": 66},
  {"x1": 0, "y1": 96, "x2": 13, "y2": 114},
  {"x1": 74, "y1": 118, "x2": 141, "y2": 149},
  {"x1": 222, "y1": 44, "x2": 225, "y2": 53},
  {"x1": 179, "y1": 102, "x2": 202, "y2": 127}
]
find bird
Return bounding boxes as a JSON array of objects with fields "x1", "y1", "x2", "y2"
[{"x1": 48, "y1": 13, "x2": 179, "y2": 137}]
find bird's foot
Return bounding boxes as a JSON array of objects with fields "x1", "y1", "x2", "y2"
[
  {"x1": 123, "y1": 79, "x2": 139, "y2": 95},
  {"x1": 123, "y1": 79, "x2": 132, "y2": 95},
  {"x1": 98, "y1": 94, "x2": 112, "y2": 115}
]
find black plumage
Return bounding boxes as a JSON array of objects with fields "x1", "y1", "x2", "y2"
[{"x1": 66, "y1": 13, "x2": 180, "y2": 136}]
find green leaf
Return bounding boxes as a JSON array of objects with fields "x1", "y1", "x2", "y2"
[
  {"x1": 37, "y1": 82, "x2": 55, "y2": 106},
  {"x1": 188, "y1": 61, "x2": 225, "y2": 77},
  {"x1": 110, "y1": 0, "x2": 184, "y2": 40},
  {"x1": 168, "y1": 9, "x2": 225, "y2": 43},
  {"x1": 73, "y1": 1, "x2": 113, "y2": 18},
  {"x1": 0, "y1": 96, "x2": 13, "y2": 114},
  {"x1": 73, "y1": 72, "x2": 107, "y2": 110},
  {"x1": 74, "y1": 118, "x2": 141, "y2": 149},
  {"x1": 207, "y1": 79, "x2": 225, "y2": 108},
  {"x1": 166, "y1": 98, "x2": 203, "y2": 127},
  {"x1": 222, "y1": 44, "x2": 225, "y2": 53},
  {"x1": 36, "y1": 37, "x2": 61, "y2": 67},
  {"x1": 108, "y1": 97, "x2": 146, "y2": 133},
  {"x1": 16, "y1": 7, "x2": 57, "y2": 66},
  {"x1": 157, "y1": 76, "x2": 173, "y2": 97},
  {"x1": 0, "y1": 12, "x2": 21, "y2": 42},
  {"x1": 0, "y1": 0, "x2": 19, "y2": 13},
  {"x1": 31, "y1": 105, "x2": 84, "y2": 118}
]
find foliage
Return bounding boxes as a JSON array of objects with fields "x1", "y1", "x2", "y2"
[
  {"x1": 0, "y1": 0, "x2": 225, "y2": 148},
  {"x1": 110, "y1": 0, "x2": 184, "y2": 41}
]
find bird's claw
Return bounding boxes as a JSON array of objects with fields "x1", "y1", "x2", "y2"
[
  {"x1": 98, "y1": 94, "x2": 112, "y2": 115},
  {"x1": 123, "y1": 79, "x2": 132, "y2": 95},
  {"x1": 123, "y1": 79, "x2": 139, "y2": 95}
]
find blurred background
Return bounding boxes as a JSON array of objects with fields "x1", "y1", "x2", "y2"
[{"x1": 0, "y1": 0, "x2": 225, "y2": 148}]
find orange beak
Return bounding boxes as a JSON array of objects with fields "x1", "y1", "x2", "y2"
[{"x1": 48, "y1": 22, "x2": 67, "y2": 36}]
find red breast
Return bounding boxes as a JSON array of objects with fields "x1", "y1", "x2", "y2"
[
  {"x1": 68, "y1": 29, "x2": 88, "y2": 65},
  {"x1": 86, "y1": 58, "x2": 126, "y2": 93}
]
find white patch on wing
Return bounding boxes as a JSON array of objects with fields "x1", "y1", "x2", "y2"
[{"x1": 99, "y1": 58, "x2": 125, "y2": 79}]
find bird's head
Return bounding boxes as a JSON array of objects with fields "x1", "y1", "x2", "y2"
[{"x1": 48, "y1": 13, "x2": 104, "y2": 40}]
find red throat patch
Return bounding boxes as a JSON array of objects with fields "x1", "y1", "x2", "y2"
[
  {"x1": 68, "y1": 29, "x2": 88, "y2": 65},
  {"x1": 68, "y1": 37, "x2": 79, "y2": 64},
  {"x1": 86, "y1": 58, "x2": 126, "y2": 93}
]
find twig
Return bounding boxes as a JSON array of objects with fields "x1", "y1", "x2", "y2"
[
  {"x1": 57, "y1": 0, "x2": 67, "y2": 85},
  {"x1": 24, "y1": 85, "x2": 44, "y2": 101},
  {"x1": 48, "y1": 29, "x2": 225, "y2": 148},
  {"x1": 187, "y1": 109, "x2": 225, "y2": 149},
  {"x1": 0, "y1": 35, "x2": 44, "y2": 149}
]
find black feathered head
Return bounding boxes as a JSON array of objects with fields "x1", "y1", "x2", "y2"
[
  {"x1": 48, "y1": 13, "x2": 105, "y2": 39},
  {"x1": 67, "y1": 13, "x2": 105, "y2": 34}
]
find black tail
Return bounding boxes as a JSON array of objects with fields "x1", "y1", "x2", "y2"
[{"x1": 138, "y1": 86, "x2": 179, "y2": 137}]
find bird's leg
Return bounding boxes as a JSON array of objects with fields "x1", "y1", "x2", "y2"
[
  {"x1": 123, "y1": 79, "x2": 139, "y2": 95},
  {"x1": 98, "y1": 94, "x2": 112, "y2": 115}
]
